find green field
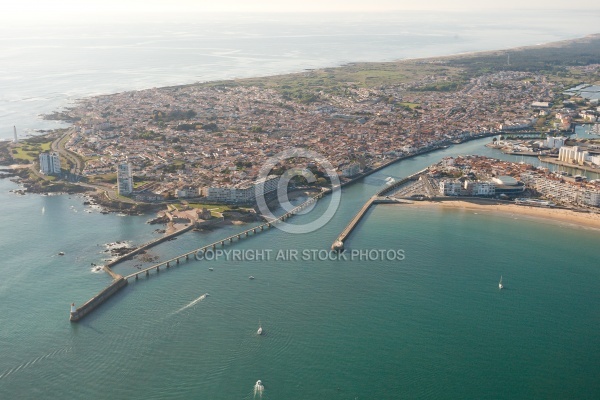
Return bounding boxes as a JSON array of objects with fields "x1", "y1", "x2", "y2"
[
  {"x1": 174, "y1": 202, "x2": 231, "y2": 214},
  {"x1": 88, "y1": 173, "x2": 117, "y2": 184},
  {"x1": 197, "y1": 61, "x2": 464, "y2": 100},
  {"x1": 398, "y1": 102, "x2": 421, "y2": 109},
  {"x1": 11, "y1": 140, "x2": 53, "y2": 162}
]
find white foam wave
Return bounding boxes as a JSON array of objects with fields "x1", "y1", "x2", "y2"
[
  {"x1": 0, "y1": 346, "x2": 71, "y2": 380},
  {"x1": 175, "y1": 293, "x2": 209, "y2": 314},
  {"x1": 254, "y1": 380, "x2": 264, "y2": 398}
]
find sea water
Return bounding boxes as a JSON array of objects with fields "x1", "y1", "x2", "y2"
[{"x1": 0, "y1": 138, "x2": 599, "y2": 398}]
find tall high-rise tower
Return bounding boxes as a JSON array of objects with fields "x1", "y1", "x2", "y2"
[
  {"x1": 39, "y1": 152, "x2": 61, "y2": 175},
  {"x1": 117, "y1": 162, "x2": 133, "y2": 196},
  {"x1": 13, "y1": 126, "x2": 18, "y2": 143}
]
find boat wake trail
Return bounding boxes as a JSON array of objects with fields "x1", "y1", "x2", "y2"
[
  {"x1": 254, "y1": 380, "x2": 264, "y2": 398},
  {"x1": 174, "y1": 293, "x2": 209, "y2": 314},
  {"x1": 0, "y1": 346, "x2": 72, "y2": 380}
]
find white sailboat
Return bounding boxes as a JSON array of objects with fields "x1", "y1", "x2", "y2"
[{"x1": 499, "y1": 276, "x2": 504, "y2": 290}]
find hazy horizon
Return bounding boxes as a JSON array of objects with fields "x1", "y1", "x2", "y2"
[{"x1": 3, "y1": 0, "x2": 600, "y2": 25}]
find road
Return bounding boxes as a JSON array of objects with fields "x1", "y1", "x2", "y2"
[{"x1": 51, "y1": 129, "x2": 84, "y2": 175}]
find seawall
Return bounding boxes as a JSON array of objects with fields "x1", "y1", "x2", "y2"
[
  {"x1": 105, "y1": 224, "x2": 195, "y2": 269},
  {"x1": 70, "y1": 277, "x2": 128, "y2": 322},
  {"x1": 332, "y1": 168, "x2": 428, "y2": 250}
]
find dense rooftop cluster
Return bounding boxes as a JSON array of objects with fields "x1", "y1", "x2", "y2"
[
  {"x1": 432, "y1": 155, "x2": 600, "y2": 207},
  {"x1": 64, "y1": 69, "x2": 561, "y2": 195}
]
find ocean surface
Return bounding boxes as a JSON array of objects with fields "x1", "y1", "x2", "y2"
[
  {"x1": 1, "y1": 137, "x2": 599, "y2": 399},
  {"x1": 2, "y1": 10, "x2": 600, "y2": 139},
  {"x1": 1, "y1": 11, "x2": 600, "y2": 399}
]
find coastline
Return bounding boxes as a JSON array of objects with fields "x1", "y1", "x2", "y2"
[{"x1": 404, "y1": 199, "x2": 600, "y2": 231}]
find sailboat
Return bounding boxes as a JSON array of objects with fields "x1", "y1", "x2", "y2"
[
  {"x1": 499, "y1": 276, "x2": 504, "y2": 290},
  {"x1": 257, "y1": 320, "x2": 263, "y2": 335}
]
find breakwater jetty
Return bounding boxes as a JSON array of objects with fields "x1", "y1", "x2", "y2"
[
  {"x1": 70, "y1": 277, "x2": 127, "y2": 322},
  {"x1": 70, "y1": 192, "x2": 325, "y2": 322},
  {"x1": 332, "y1": 169, "x2": 427, "y2": 251},
  {"x1": 105, "y1": 224, "x2": 196, "y2": 269}
]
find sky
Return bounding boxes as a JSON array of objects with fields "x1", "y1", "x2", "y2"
[{"x1": 4, "y1": 0, "x2": 599, "y2": 22}]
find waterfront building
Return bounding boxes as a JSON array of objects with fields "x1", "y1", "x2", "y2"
[
  {"x1": 439, "y1": 180, "x2": 463, "y2": 196},
  {"x1": 341, "y1": 163, "x2": 361, "y2": 178},
  {"x1": 520, "y1": 172, "x2": 599, "y2": 206},
  {"x1": 464, "y1": 181, "x2": 496, "y2": 196},
  {"x1": 545, "y1": 136, "x2": 566, "y2": 149},
  {"x1": 117, "y1": 162, "x2": 134, "y2": 196},
  {"x1": 558, "y1": 146, "x2": 589, "y2": 165},
  {"x1": 133, "y1": 192, "x2": 164, "y2": 202},
  {"x1": 581, "y1": 191, "x2": 600, "y2": 207},
  {"x1": 176, "y1": 187, "x2": 200, "y2": 198},
  {"x1": 39, "y1": 152, "x2": 61, "y2": 175},
  {"x1": 254, "y1": 175, "x2": 279, "y2": 197},
  {"x1": 441, "y1": 158, "x2": 456, "y2": 167},
  {"x1": 491, "y1": 175, "x2": 526, "y2": 196},
  {"x1": 202, "y1": 175, "x2": 279, "y2": 204}
]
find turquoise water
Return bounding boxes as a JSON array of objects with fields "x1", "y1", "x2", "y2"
[{"x1": 1, "y1": 139, "x2": 599, "y2": 398}]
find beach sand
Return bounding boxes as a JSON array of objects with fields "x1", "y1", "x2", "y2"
[{"x1": 405, "y1": 199, "x2": 600, "y2": 231}]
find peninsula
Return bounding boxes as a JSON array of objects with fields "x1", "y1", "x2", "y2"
[{"x1": 1, "y1": 34, "x2": 599, "y2": 218}]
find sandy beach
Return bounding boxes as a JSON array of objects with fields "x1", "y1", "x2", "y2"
[{"x1": 405, "y1": 199, "x2": 600, "y2": 231}]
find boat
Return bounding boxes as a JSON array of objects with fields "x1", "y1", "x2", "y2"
[
  {"x1": 253, "y1": 379, "x2": 264, "y2": 396},
  {"x1": 208, "y1": 267, "x2": 214, "y2": 271},
  {"x1": 58, "y1": 252, "x2": 65, "y2": 256},
  {"x1": 499, "y1": 276, "x2": 504, "y2": 290},
  {"x1": 257, "y1": 321, "x2": 263, "y2": 335},
  {"x1": 249, "y1": 276, "x2": 255, "y2": 280}
]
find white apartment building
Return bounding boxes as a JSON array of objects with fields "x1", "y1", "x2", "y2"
[
  {"x1": 545, "y1": 136, "x2": 566, "y2": 149},
  {"x1": 521, "y1": 172, "x2": 600, "y2": 207},
  {"x1": 117, "y1": 162, "x2": 134, "y2": 195},
  {"x1": 202, "y1": 175, "x2": 279, "y2": 204},
  {"x1": 39, "y1": 152, "x2": 61, "y2": 175},
  {"x1": 558, "y1": 146, "x2": 589, "y2": 165},
  {"x1": 439, "y1": 180, "x2": 462, "y2": 196},
  {"x1": 580, "y1": 191, "x2": 600, "y2": 207},
  {"x1": 464, "y1": 181, "x2": 496, "y2": 196},
  {"x1": 176, "y1": 187, "x2": 201, "y2": 199}
]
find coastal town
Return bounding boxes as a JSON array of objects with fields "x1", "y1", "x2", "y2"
[
  {"x1": 1, "y1": 40, "x2": 599, "y2": 214},
  {"x1": 393, "y1": 155, "x2": 600, "y2": 208},
  {"x1": 34, "y1": 61, "x2": 599, "y2": 203},
  {"x1": 62, "y1": 69, "x2": 572, "y2": 194}
]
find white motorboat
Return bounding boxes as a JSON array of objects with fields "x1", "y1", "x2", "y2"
[{"x1": 499, "y1": 276, "x2": 504, "y2": 290}]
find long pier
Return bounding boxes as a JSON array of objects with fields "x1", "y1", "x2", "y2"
[
  {"x1": 70, "y1": 191, "x2": 325, "y2": 322},
  {"x1": 332, "y1": 169, "x2": 427, "y2": 251}
]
